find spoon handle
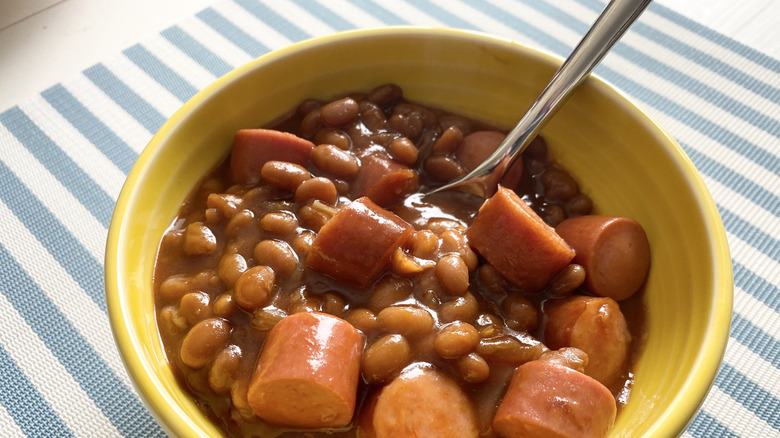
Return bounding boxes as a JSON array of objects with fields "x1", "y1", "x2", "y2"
[{"x1": 436, "y1": 0, "x2": 652, "y2": 197}]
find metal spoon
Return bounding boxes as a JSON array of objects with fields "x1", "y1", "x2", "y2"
[{"x1": 432, "y1": 0, "x2": 652, "y2": 198}]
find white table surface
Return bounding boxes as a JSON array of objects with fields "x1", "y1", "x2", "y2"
[{"x1": 0, "y1": 0, "x2": 778, "y2": 113}]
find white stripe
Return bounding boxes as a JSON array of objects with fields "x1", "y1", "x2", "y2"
[
  {"x1": 211, "y1": 1, "x2": 293, "y2": 50},
  {"x1": 177, "y1": 15, "x2": 251, "y2": 69},
  {"x1": 0, "y1": 293, "x2": 121, "y2": 437},
  {"x1": 313, "y1": 0, "x2": 386, "y2": 28},
  {"x1": 18, "y1": 96, "x2": 126, "y2": 200},
  {"x1": 724, "y1": 340, "x2": 780, "y2": 400},
  {"x1": 0, "y1": 200, "x2": 130, "y2": 390},
  {"x1": 141, "y1": 34, "x2": 218, "y2": 92},
  {"x1": 64, "y1": 74, "x2": 151, "y2": 154},
  {"x1": 483, "y1": 0, "x2": 583, "y2": 49},
  {"x1": 105, "y1": 53, "x2": 184, "y2": 117},
  {"x1": 257, "y1": 0, "x2": 336, "y2": 37},
  {"x1": 700, "y1": 386, "x2": 778, "y2": 437},
  {"x1": 0, "y1": 404, "x2": 25, "y2": 438},
  {"x1": 0, "y1": 124, "x2": 106, "y2": 262},
  {"x1": 371, "y1": 0, "x2": 446, "y2": 27}
]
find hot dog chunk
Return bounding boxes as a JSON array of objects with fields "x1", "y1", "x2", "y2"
[
  {"x1": 247, "y1": 312, "x2": 364, "y2": 429},
  {"x1": 352, "y1": 151, "x2": 420, "y2": 207},
  {"x1": 493, "y1": 360, "x2": 616, "y2": 438},
  {"x1": 230, "y1": 129, "x2": 315, "y2": 184},
  {"x1": 306, "y1": 197, "x2": 414, "y2": 288},
  {"x1": 544, "y1": 295, "x2": 631, "y2": 389},
  {"x1": 555, "y1": 215, "x2": 650, "y2": 301},
  {"x1": 360, "y1": 366, "x2": 479, "y2": 438},
  {"x1": 467, "y1": 186, "x2": 575, "y2": 292}
]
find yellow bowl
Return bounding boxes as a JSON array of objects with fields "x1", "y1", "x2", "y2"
[{"x1": 105, "y1": 27, "x2": 732, "y2": 437}]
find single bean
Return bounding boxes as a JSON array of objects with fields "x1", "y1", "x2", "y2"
[
  {"x1": 424, "y1": 155, "x2": 466, "y2": 182},
  {"x1": 208, "y1": 344, "x2": 242, "y2": 394},
  {"x1": 179, "y1": 291, "x2": 212, "y2": 325},
  {"x1": 180, "y1": 318, "x2": 232, "y2": 369},
  {"x1": 367, "y1": 83, "x2": 402, "y2": 107},
  {"x1": 259, "y1": 211, "x2": 299, "y2": 236},
  {"x1": 234, "y1": 265, "x2": 275, "y2": 311},
  {"x1": 549, "y1": 264, "x2": 586, "y2": 297},
  {"x1": 344, "y1": 308, "x2": 377, "y2": 334},
  {"x1": 369, "y1": 275, "x2": 413, "y2": 311},
  {"x1": 434, "y1": 322, "x2": 479, "y2": 358},
  {"x1": 261, "y1": 161, "x2": 311, "y2": 192},
  {"x1": 183, "y1": 222, "x2": 217, "y2": 256},
  {"x1": 295, "y1": 177, "x2": 338, "y2": 205},
  {"x1": 321, "y1": 97, "x2": 359, "y2": 127},
  {"x1": 253, "y1": 239, "x2": 298, "y2": 278},
  {"x1": 217, "y1": 253, "x2": 247, "y2": 287},
  {"x1": 439, "y1": 291, "x2": 479, "y2": 323},
  {"x1": 376, "y1": 306, "x2": 434, "y2": 340},
  {"x1": 501, "y1": 294, "x2": 539, "y2": 333},
  {"x1": 311, "y1": 144, "x2": 359, "y2": 178},
  {"x1": 388, "y1": 137, "x2": 419, "y2": 166},
  {"x1": 362, "y1": 334, "x2": 411, "y2": 383},
  {"x1": 432, "y1": 125, "x2": 463, "y2": 155},
  {"x1": 436, "y1": 254, "x2": 469, "y2": 296},
  {"x1": 456, "y1": 353, "x2": 490, "y2": 383}
]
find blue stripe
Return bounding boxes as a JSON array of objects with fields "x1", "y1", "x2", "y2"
[
  {"x1": 233, "y1": 0, "x2": 310, "y2": 41},
  {"x1": 161, "y1": 25, "x2": 234, "y2": 78},
  {"x1": 295, "y1": 0, "x2": 354, "y2": 31},
  {"x1": 687, "y1": 410, "x2": 739, "y2": 438},
  {"x1": 83, "y1": 64, "x2": 166, "y2": 134},
  {"x1": 0, "y1": 345, "x2": 73, "y2": 437},
  {"x1": 345, "y1": 0, "x2": 406, "y2": 24},
  {"x1": 40, "y1": 85, "x2": 137, "y2": 175},
  {"x1": 123, "y1": 44, "x2": 198, "y2": 102},
  {"x1": 0, "y1": 160, "x2": 106, "y2": 312},
  {"x1": 731, "y1": 314, "x2": 780, "y2": 370},
  {"x1": 0, "y1": 107, "x2": 114, "y2": 227},
  {"x1": 715, "y1": 363, "x2": 780, "y2": 431},
  {"x1": 197, "y1": 7, "x2": 269, "y2": 57},
  {"x1": 0, "y1": 244, "x2": 165, "y2": 437}
]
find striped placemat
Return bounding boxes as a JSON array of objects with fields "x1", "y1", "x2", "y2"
[{"x1": 0, "y1": 0, "x2": 778, "y2": 436}]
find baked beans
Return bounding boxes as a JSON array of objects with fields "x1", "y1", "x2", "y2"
[{"x1": 153, "y1": 84, "x2": 646, "y2": 438}]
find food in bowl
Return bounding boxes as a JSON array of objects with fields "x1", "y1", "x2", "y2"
[{"x1": 153, "y1": 83, "x2": 651, "y2": 437}]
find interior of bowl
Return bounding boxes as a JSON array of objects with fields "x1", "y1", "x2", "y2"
[{"x1": 105, "y1": 27, "x2": 732, "y2": 437}]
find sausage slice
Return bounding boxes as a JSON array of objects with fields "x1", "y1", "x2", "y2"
[
  {"x1": 247, "y1": 312, "x2": 364, "y2": 429},
  {"x1": 360, "y1": 366, "x2": 479, "y2": 438},
  {"x1": 555, "y1": 215, "x2": 650, "y2": 301},
  {"x1": 306, "y1": 197, "x2": 414, "y2": 288},
  {"x1": 493, "y1": 360, "x2": 616, "y2": 438},
  {"x1": 467, "y1": 186, "x2": 575, "y2": 292}
]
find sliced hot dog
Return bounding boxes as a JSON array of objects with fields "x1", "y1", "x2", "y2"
[
  {"x1": 455, "y1": 130, "x2": 523, "y2": 189},
  {"x1": 306, "y1": 196, "x2": 414, "y2": 289},
  {"x1": 352, "y1": 151, "x2": 419, "y2": 207},
  {"x1": 467, "y1": 186, "x2": 575, "y2": 292},
  {"x1": 230, "y1": 129, "x2": 315, "y2": 184},
  {"x1": 247, "y1": 312, "x2": 364, "y2": 429},
  {"x1": 493, "y1": 360, "x2": 616, "y2": 438},
  {"x1": 360, "y1": 366, "x2": 479, "y2": 438},
  {"x1": 544, "y1": 295, "x2": 631, "y2": 389},
  {"x1": 555, "y1": 215, "x2": 650, "y2": 301}
]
